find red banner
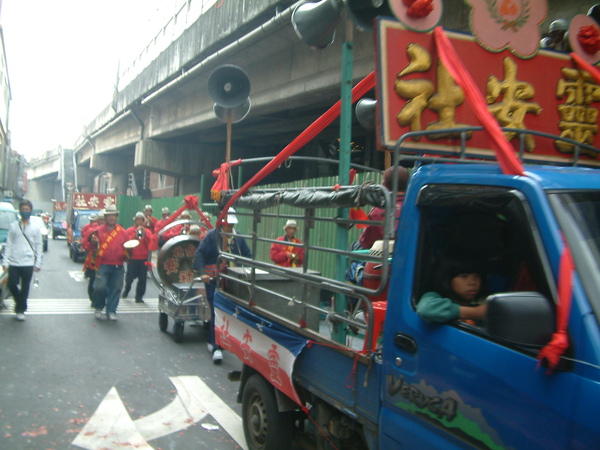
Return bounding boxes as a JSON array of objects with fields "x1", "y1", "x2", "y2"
[
  {"x1": 376, "y1": 19, "x2": 600, "y2": 166},
  {"x1": 71, "y1": 193, "x2": 117, "y2": 210}
]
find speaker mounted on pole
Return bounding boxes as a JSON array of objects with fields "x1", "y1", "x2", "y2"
[{"x1": 207, "y1": 64, "x2": 251, "y2": 109}]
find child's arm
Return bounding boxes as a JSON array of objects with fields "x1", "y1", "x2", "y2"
[{"x1": 459, "y1": 303, "x2": 487, "y2": 321}]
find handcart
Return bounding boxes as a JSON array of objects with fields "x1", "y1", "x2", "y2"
[
  {"x1": 158, "y1": 279, "x2": 210, "y2": 343},
  {"x1": 149, "y1": 221, "x2": 210, "y2": 342}
]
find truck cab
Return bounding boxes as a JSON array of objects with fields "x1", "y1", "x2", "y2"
[
  {"x1": 379, "y1": 163, "x2": 600, "y2": 449},
  {"x1": 68, "y1": 210, "x2": 99, "y2": 262}
]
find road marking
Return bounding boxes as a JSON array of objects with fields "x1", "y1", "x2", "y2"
[
  {"x1": 72, "y1": 387, "x2": 153, "y2": 449},
  {"x1": 0, "y1": 298, "x2": 160, "y2": 315},
  {"x1": 187, "y1": 376, "x2": 248, "y2": 449},
  {"x1": 69, "y1": 270, "x2": 88, "y2": 282},
  {"x1": 72, "y1": 376, "x2": 247, "y2": 450}
]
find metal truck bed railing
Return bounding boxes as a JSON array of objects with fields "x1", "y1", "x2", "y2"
[{"x1": 214, "y1": 182, "x2": 394, "y2": 353}]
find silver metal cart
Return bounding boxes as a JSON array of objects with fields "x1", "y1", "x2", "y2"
[{"x1": 149, "y1": 222, "x2": 210, "y2": 342}]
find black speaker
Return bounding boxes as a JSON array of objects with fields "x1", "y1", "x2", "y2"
[
  {"x1": 213, "y1": 98, "x2": 251, "y2": 124},
  {"x1": 291, "y1": 0, "x2": 342, "y2": 49},
  {"x1": 355, "y1": 98, "x2": 377, "y2": 130},
  {"x1": 207, "y1": 65, "x2": 251, "y2": 109}
]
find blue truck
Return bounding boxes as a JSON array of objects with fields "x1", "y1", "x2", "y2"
[
  {"x1": 212, "y1": 135, "x2": 600, "y2": 449},
  {"x1": 204, "y1": 11, "x2": 600, "y2": 448}
]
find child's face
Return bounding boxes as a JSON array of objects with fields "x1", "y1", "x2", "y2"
[{"x1": 451, "y1": 273, "x2": 482, "y2": 301}]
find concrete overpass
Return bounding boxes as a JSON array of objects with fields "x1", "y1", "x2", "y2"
[
  {"x1": 26, "y1": 147, "x2": 77, "y2": 203},
  {"x1": 30, "y1": 0, "x2": 582, "y2": 201},
  {"x1": 69, "y1": 0, "x2": 420, "y2": 198}
]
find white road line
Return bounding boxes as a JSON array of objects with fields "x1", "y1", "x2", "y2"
[
  {"x1": 187, "y1": 376, "x2": 248, "y2": 450},
  {"x1": 0, "y1": 298, "x2": 160, "y2": 315},
  {"x1": 135, "y1": 376, "x2": 209, "y2": 442}
]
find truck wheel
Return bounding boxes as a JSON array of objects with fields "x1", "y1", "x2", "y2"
[
  {"x1": 159, "y1": 313, "x2": 168, "y2": 332},
  {"x1": 242, "y1": 374, "x2": 293, "y2": 450},
  {"x1": 173, "y1": 321, "x2": 184, "y2": 343}
]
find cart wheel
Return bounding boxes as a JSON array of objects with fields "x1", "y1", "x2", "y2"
[
  {"x1": 159, "y1": 312, "x2": 168, "y2": 332},
  {"x1": 174, "y1": 321, "x2": 184, "y2": 343}
]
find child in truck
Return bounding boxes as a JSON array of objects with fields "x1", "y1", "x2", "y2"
[{"x1": 417, "y1": 258, "x2": 488, "y2": 324}]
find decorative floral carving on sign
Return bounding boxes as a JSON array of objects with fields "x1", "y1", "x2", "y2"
[{"x1": 464, "y1": 0, "x2": 547, "y2": 59}]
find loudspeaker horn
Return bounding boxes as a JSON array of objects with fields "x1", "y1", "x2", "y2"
[
  {"x1": 213, "y1": 98, "x2": 251, "y2": 124},
  {"x1": 355, "y1": 98, "x2": 377, "y2": 130},
  {"x1": 291, "y1": 0, "x2": 343, "y2": 49},
  {"x1": 345, "y1": 0, "x2": 393, "y2": 31},
  {"x1": 207, "y1": 64, "x2": 251, "y2": 109}
]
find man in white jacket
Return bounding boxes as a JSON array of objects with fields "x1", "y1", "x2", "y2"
[{"x1": 2, "y1": 200, "x2": 43, "y2": 321}]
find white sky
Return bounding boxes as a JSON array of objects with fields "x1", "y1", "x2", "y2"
[{"x1": 1, "y1": 0, "x2": 178, "y2": 159}]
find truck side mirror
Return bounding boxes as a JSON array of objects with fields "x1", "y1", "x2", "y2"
[{"x1": 486, "y1": 292, "x2": 555, "y2": 346}]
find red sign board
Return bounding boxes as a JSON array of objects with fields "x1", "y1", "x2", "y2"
[
  {"x1": 53, "y1": 201, "x2": 67, "y2": 211},
  {"x1": 376, "y1": 19, "x2": 600, "y2": 166},
  {"x1": 71, "y1": 193, "x2": 116, "y2": 210}
]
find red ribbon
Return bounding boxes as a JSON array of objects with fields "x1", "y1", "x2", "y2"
[
  {"x1": 570, "y1": 52, "x2": 600, "y2": 84},
  {"x1": 154, "y1": 195, "x2": 213, "y2": 234},
  {"x1": 433, "y1": 27, "x2": 525, "y2": 176},
  {"x1": 538, "y1": 240, "x2": 574, "y2": 373}
]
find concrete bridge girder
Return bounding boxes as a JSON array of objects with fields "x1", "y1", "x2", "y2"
[
  {"x1": 90, "y1": 152, "x2": 135, "y2": 175},
  {"x1": 134, "y1": 139, "x2": 219, "y2": 178}
]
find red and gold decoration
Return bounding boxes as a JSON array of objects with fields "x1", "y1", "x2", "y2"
[
  {"x1": 376, "y1": 19, "x2": 600, "y2": 166},
  {"x1": 71, "y1": 193, "x2": 116, "y2": 210}
]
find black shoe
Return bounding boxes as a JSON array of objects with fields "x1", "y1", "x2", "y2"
[
  {"x1": 122, "y1": 289, "x2": 129, "y2": 298},
  {"x1": 135, "y1": 298, "x2": 144, "y2": 303}
]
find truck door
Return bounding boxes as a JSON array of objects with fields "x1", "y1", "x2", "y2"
[{"x1": 380, "y1": 184, "x2": 582, "y2": 449}]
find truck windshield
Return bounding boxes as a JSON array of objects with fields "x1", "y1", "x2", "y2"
[
  {"x1": 77, "y1": 215, "x2": 92, "y2": 231},
  {"x1": 53, "y1": 211, "x2": 66, "y2": 222},
  {"x1": 550, "y1": 191, "x2": 600, "y2": 318}
]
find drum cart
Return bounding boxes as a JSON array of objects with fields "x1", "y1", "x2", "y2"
[
  {"x1": 157, "y1": 279, "x2": 210, "y2": 342},
  {"x1": 150, "y1": 221, "x2": 210, "y2": 342}
]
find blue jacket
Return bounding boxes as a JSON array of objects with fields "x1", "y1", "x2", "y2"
[{"x1": 193, "y1": 227, "x2": 252, "y2": 280}]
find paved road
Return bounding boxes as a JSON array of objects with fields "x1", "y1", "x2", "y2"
[{"x1": 0, "y1": 237, "x2": 246, "y2": 449}]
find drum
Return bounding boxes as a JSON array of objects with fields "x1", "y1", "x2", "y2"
[{"x1": 156, "y1": 235, "x2": 202, "y2": 290}]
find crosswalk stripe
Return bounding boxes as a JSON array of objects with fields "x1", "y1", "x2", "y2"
[{"x1": 0, "y1": 298, "x2": 160, "y2": 315}]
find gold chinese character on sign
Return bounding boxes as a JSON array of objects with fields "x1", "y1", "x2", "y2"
[
  {"x1": 487, "y1": 58, "x2": 541, "y2": 151},
  {"x1": 395, "y1": 43, "x2": 470, "y2": 140},
  {"x1": 395, "y1": 43, "x2": 434, "y2": 139},
  {"x1": 556, "y1": 67, "x2": 600, "y2": 157},
  {"x1": 74, "y1": 194, "x2": 87, "y2": 208},
  {"x1": 425, "y1": 62, "x2": 471, "y2": 139}
]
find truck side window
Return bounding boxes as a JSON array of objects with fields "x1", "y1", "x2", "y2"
[{"x1": 413, "y1": 185, "x2": 553, "y2": 329}]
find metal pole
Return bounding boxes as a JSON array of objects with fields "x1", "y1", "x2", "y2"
[{"x1": 332, "y1": 13, "x2": 353, "y2": 344}]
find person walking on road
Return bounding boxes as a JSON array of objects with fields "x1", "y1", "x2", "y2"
[
  {"x1": 82, "y1": 211, "x2": 105, "y2": 305},
  {"x1": 2, "y1": 200, "x2": 43, "y2": 321},
  {"x1": 193, "y1": 208, "x2": 251, "y2": 364},
  {"x1": 122, "y1": 212, "x2": 154, "y2": 303},
  {"x1": 92, "y1": 205, "x2": 128, "y2": 321}
]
